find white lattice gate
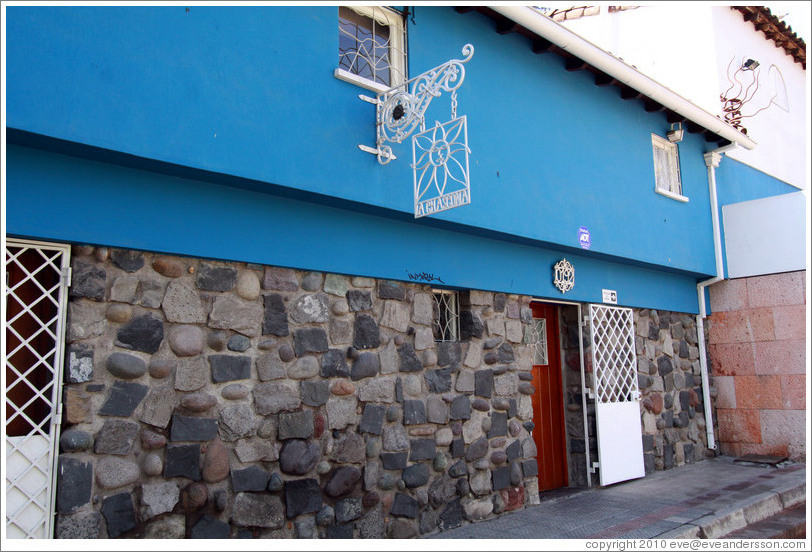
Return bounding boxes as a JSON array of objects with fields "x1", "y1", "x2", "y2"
[
  {"x1": 5, "y1": 239, "x2": 71, "y2": 538},
  {"x1": 589, "y1": 304, "x2": 645, "y2": 486}
]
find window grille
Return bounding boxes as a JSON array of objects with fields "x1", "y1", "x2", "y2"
[
  {"x1": 652, "y1": 133, "x2": 683, "y2": 197},
  {"x1": 338, "y1": 6, "x2": 406, "y2": 90},
  {"x1": 530, "y1": 318, "x2": 549, "y2": 365},
  {"x1": 432, "y1": 289, "x2": 459, "y2": 342}
]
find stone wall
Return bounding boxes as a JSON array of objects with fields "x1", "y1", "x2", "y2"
[
  {"x1": 54, "y1": 245, "x2": 539, "y2": 539},
  {"x1": 634, "y1": 309, "x2": 711, "y2": 471},
  {"x1": 559, "y1": 306, "x2": 712, "y2": 487},
  {"x1": 708, "y1": 271, "x2": 806, "y2": 462}
]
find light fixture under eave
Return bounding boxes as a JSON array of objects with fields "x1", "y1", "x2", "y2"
[{"x1": 667, "y1": 122, "x2": 684, "y2": 143}]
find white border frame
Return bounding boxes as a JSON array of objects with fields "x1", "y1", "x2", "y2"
[
  {"x1": 335, "y1": 6, "x2": 406, "y2": 93},
  {"x1": 651, "y1": 133, "x2": 688, "y2": 202}
]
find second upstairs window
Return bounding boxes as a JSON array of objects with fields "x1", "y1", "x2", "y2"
[
  {"x1": 337, "y1": 6, "x2": 407, "y2": 93},
  {"x1": 651, "y1": 133, "x2": 687, "y2": 201}
]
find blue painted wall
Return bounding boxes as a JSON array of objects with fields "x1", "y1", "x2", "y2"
[
  {"x1": 716, "y1": 157, "x2": 800, "y2": 206},
  {"x1": 6, "y1": 144, "x2": 701, "y2": 313},
  {"x1": 715, "y1": 157, "x2": 802, "y2": 278},
  {"x1": 5, "y1": 6, "x2": 797, "y2": 313},
  {"x1": 6, "y1": 6, "x2": 717, "y2": 270}
]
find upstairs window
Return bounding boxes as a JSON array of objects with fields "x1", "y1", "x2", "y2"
[
  {"x1": 432, "y1": 289, "x2": 459, "y2": 342},
  {"x1": 651, "y1": 134, "x2": 687, "y2": 202},
  {"x1": 336, "y1": 6, "x2": 406, "y2": 93}
]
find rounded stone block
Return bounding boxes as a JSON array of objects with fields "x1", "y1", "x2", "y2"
[
  {"x1": 288, "y1": 356, "x2": 320, "y2": 379},
  {"x1": 301, "y1": 272, "x2": 323, "y2": 291},
  {"x1": 331, "y1": 380, "x2": 356, "y2": 396},
  {"x1": 236, "y1": 271, "x2": 261, "y2": 300},
  {"x1": 106, "y1": 303, "x2": 133, "y2": 323},
  {"x1": 149, "y1": 358, "x2": 173, "y2": 379},
  {"x1": 278, "y1": 344, "x2": 295, "y2": 362},
  {"x1": 643, "y1": 392, "x2": 664, "y2": 415},
  {"x1": 181, "y1": 482, "x2": 208, "y2": 512},
  {"x1": 59, "y1": 429, "x2": 94, "y2": 452},
  {"x1": 143, "y1": 453, "x2": 163, "y2": 476},
  {"x1": 222, "y1": 383, "x2": 249, "y2": 400},
  {"x1": 227, "y1": 334, "x2": 251, "y2": 352},
  {"x1": 96, "y1": 456, "x2": 140, "y2": 489},
  {"x1": 140, "y1": 429, "x2": 167, "y2": 450},
  {"x1": 152, "y1": 257, "x2": 184, "y2": 278},
  {"x1": 202, "y1": 439, "x2": 230, "y2": 483},
  {"x1": 106, "y1": 352, "x2": 147, "y2": 379},
  {"x1": 181, "y1": 392, "x2": 217, "y2": 413},
  {"x1": 167, "y1": 325, "x2": 205, "y2": 357}
]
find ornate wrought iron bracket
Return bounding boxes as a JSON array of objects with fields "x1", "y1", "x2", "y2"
[
  {"x1": 358, "y1": 44, "x2": 475, "y2": 218},
  {"x1": 358, "y1": 43, "x2": 474, "y2": 165}
]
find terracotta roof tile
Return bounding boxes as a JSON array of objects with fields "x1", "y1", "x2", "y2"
[{"x1": 733, "y1": 6, "x2": 806, "y2": 69}]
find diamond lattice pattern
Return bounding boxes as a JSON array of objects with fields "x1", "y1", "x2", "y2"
[
  {"x1": 590, "y1": 305, "x2": 639, "y2": 404},
  {"x1": 5, "y1": 243, "x2": 68, "y2": 539}
]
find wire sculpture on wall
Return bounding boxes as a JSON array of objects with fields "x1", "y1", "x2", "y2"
[{"x1": 720, "y1": 55, "x2": 788, "y2": 134}]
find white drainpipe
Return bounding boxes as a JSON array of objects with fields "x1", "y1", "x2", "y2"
[{"x1": 697, "y1": 142, "x2": 739, "y2": 451}]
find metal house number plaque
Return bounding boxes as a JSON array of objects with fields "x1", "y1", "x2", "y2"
[{"x1": 359, "y1": 44, "x2": 474, "y2": 218}]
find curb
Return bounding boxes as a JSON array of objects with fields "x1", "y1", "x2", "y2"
[
  {"x1": 725, "y1": 503, "x2": 807, "y2": 539},
  {"x1": 674, "y1": 480, "x2": 807, "y2": 539},
  {"x1": 741, "y1": 491, "x2": 785, "y2": 524},
  {"x1": 656, "y1": 525, "x2": 701, "y2": 539},
  {"x1": 697, "y1": 506, "x2": 748, "y2": 539},
  {"x1": 777, "y1": 480, "x2": 806, "y2": 508}
]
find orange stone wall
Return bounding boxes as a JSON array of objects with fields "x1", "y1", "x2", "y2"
[{"x1": 708, "y1": 271, "x2": 806, "y2": 461}]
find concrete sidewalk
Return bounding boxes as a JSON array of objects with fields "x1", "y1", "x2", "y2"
[{"x1": 426, "y1": 456, "x2": 807, "y2": 540}]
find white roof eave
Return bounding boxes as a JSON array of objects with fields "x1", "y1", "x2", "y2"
[{"x1": 492, "y1": 5, "x2": 757, "y2": 150}]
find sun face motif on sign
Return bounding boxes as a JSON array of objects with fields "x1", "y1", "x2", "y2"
[
  {"x1": 413, "y1": 117, "x2": 471, "y2": 218},
  {"x1": 553, "y1": 258, "x2": 575, "y2": 294}
]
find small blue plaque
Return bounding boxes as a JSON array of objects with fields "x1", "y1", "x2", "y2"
[{"x1": 578, "y1": 226, "x2": 591, "y2": 250}]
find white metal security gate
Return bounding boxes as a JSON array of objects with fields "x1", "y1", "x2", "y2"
[
  {"x1": 589, "y1": 304, "x2": 645, "y2": 486},
  {"x1": 5, "y1": 239, "x2": 71, "y2": 538}
]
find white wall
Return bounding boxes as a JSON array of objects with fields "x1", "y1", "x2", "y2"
[
  {"x1": 562, "y1": 5, "x2": 721, "y2": 113},
  {"x1": 561, "y1": 6, "x2": 808, "y2": 191},
  {"x1": 710, "y1": 7, "x2": 808, "y2": 191},
  {"x1": 722, "y1": 191, "x2": 807, "y2": 278}
]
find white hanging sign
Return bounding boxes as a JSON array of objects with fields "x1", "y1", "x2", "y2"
[{"x1": 413, "y1": 116, "x2": 471, "y2": 217}]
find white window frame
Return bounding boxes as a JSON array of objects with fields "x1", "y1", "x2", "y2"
[
  {"x1": 335, "y1": 5, "x2": 407, "y2": 94},
  {"x1": 651, "y1": 133, "x2": 689, "y2": 202},
  {"x1": 432, "y1": 289, "x2": 460, "y2": 342}
]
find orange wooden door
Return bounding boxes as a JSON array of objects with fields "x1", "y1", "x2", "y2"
[{"x1": 530, "y1": 302, "x2": 568, "y2": 491}]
